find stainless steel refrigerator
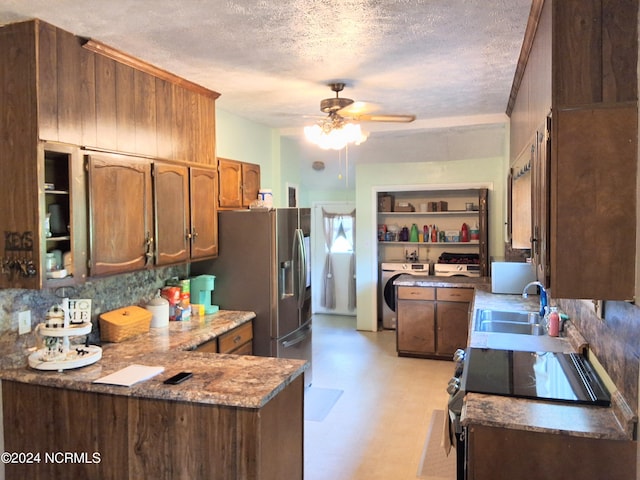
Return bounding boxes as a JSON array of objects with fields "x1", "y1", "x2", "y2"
[{"x1": 193, "y1": 208, "x2": 312, "y2": 386}]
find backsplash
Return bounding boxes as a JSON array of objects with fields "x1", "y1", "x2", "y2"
[
  {"x1": 0, "y1": 266, "x2": 188, "y2": 359},
  {"x1": 558, "y1": 297, "x2": 640, "y2": 416}
]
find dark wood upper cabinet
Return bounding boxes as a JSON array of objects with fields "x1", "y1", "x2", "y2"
[
  {"x1": 24, "y1": 19, "x2": 220, "y2": 162},
  {"x1": 218, "y1": 158, "x2": 261, "y2": 209},
  {"x1": 508, "y1": 0, "x2": 638, "y2": 300},
  {"x1": 0, "y1": 18, "x2": 219, "y2": 288},
  {"x1": 154, "y1": 163, "x2": 218, "y2": 264}
]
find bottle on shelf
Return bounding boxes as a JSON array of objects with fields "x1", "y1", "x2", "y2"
[
  {"x1": 461, "y1": 223, "x2": 469, "y2": 242},
  {"x1": 410, "y1": 224, "x2": 419, "y2": 242}
]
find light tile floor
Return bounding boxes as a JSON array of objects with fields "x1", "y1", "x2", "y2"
[{"x1": 304, "y1": 314, "x2": 453, "y2": 480}]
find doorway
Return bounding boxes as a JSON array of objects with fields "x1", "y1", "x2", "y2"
[{"x1": 312, "y1": 202, "x2": 356, "y2": 316}]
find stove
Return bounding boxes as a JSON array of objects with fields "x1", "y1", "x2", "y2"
[
  {"x1": 434, "y1": 263, "x2": 480, "y2": 277},
  {"x1": 461, "y1": 348, "x2": 611, "y2": 406},
  {"x1": 446, "y1": 347, "x2": 611, "y2": 480},
  {"x1": 435, "y1": 252, "x2": 480, "y2": 277}
]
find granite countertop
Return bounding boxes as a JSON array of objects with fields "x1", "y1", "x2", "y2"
[
  {"x1": 465, "y1": 289, "x2": 634, "y2": 441},
  {"x1": 393, "y1": 274, "x2": 490, "y2": 289},
  {"x1": 391, "y1": 275, "x2": 633, "y2": 441},
  {"x1": 0, "y1": 310, "x2": 307, "y2": 409}
]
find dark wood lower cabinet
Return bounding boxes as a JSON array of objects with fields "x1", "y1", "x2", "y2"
[
  {"x1": 396, "y1": 286, "x2": 471, "y2": 359},
  {"x1": 2, "y1": 377, "x2": 303, "y2": 479},
  {"x1": 466, "y1": 424, "x2": 636, "y2": 480}
]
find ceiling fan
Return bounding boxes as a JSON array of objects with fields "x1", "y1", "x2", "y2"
[
  {"x1": 316, "y1": 82, "x2": 416, "y2": 124},
  {"x1": 304, "y1": 82, "x2": 415, "y2": 150}
]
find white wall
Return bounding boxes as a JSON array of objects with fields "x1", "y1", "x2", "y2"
[{"x1": 355, "y1": 157, "x2": 507, "y2": 332}]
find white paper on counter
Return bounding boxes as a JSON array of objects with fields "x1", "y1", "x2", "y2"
[{"x1": 93, "y1": 364, "x2": 165, "y2": 387}]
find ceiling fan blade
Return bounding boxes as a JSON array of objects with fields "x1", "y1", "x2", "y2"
[
  {"x1": 337, "y1": 101, "x2": 380, "y2": 116},
  {"x1": 349, "y1": 113, "x2": 416, "y2": 123}
]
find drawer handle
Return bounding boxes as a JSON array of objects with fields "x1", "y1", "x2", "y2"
[{"x1": 233, "y1": 335, "x2": 242, "y2": 344}]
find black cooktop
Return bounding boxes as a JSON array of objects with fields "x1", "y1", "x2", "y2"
[{"x1": 462, "y1": 348, "x2": 611, "y2": 406}]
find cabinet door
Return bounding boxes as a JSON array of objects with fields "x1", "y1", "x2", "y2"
[
  {"x1": 87, "y1": 153, "x2": 152, "y2": 276},
  {"x1": 436, "y1": 301, "x2": 469, "y2": 356},
  {"x1": 154, "y1": 163, "x2": 190, "y2": 265},
  {"x1": 397, "y1": 299, "x2": 436, "y2": 355},
  {"x1": 218, "y1": 158, "x2": 242, "y2": 208},
  {"x1": 134, "y1": 69, "x2": 157, "y2": 157},
  {"x1": 95, "y1": 54, "x2": 118, "y2": 150},
  {"x1": 552, "y1": 106, "x2": 637, "y2": 299},
  {"x1": 115, "y1": 63, "x2": 136, "y2": 154},
  {"x1": 242, "y1": 162, "x2": 261, "y2": 207},
  {"x1": 531, "y1": 120, "x2": 550, "y2": 286},
  {"x1": 190, "y1": 167, "x2": 218, "y2": 259}
]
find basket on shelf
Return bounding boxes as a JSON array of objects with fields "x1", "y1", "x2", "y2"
[{"x1": 99, "y1": 306, "x2": 152, "y2": 342}]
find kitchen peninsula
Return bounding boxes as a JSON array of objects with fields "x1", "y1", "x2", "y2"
[{"x1": 0, "y1": 311, "x2": 307, "y2": 480}]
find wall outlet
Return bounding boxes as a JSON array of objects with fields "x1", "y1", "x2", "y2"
[{"x1": 18, "y1": 310, "x2": 31, "y2": 335}]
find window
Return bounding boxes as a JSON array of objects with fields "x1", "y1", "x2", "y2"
[{"x1": 330, "y1": 216, "x2": 353, "y2": 253}]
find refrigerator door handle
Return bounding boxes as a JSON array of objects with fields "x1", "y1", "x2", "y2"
[
  {"x1": 281, "y1": 323, "x2": 311, "y2": 348},
  {"x1": 293, "y1": 228, "x2": 306, "y2": 309}
]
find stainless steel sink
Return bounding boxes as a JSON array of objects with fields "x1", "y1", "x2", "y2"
[
  {"x1": 474, "y1": 309, "x2": 544, "y2": 335},
  {"x1": 476, "y1": 309, "x2": 538, "y2": 323}
]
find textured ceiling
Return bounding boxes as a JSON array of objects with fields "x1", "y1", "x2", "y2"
[{"x1": 0, "y1": 0, "x2": 531, "y2": 136}]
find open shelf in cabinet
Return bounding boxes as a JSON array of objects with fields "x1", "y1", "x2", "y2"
[{"x1": 42, "y1": 145, "x2": 79, "y2": 286}]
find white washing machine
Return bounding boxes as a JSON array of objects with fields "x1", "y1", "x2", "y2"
[{"x1": 379, "y1": 262, "x2": 431, "y2": 329}]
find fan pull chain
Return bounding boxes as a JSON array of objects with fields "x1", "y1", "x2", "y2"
[{"x1": 345, "y1": 144, "x2": 349, "y2": 188}]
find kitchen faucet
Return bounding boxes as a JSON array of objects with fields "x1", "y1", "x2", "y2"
[{"x1": 522, "y1": 281, "x2": 548, "y2": 317}]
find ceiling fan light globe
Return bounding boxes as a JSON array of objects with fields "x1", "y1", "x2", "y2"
[{"x1": 305, "y1": 120, "x2": 368, "y2": 150}]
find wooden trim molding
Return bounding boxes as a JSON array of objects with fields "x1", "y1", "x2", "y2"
[
  {"x1": 82, "y1": 38, "x2": 221, "y2": 100},
  {"x1": 506, "y1": 0, "x2": 545, "y2": 116}
]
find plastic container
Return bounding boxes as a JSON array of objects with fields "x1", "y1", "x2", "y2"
[
  {"x1": 470, "y1": 225, "x2": 480, "y2": 241},
  {"x1": 258, "y1": 189, "x2": 273, "y2": 207},
  {"x1": 99, "y1": 306, "x2": 151, "y2": 342},
  {"x1": 146, "y1": 291, "x2": 170, "y2": 328},
  {"x1": 547, "y1": 306, "x2": 560, "y2": 337}
]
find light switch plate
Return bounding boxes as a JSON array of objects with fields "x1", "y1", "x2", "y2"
[{"x1": 18, "y1": 310, "x2": 31, "y2": 335}]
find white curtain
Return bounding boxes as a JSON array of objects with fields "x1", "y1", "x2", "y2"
[
  {"x1": 320, "y1": 208, "x2": 356, "y2": 310},
  {"x1": 320, "y1": 209, "x2": 338, "y2": 309},
  {"x1": 348, "y1": 212, "x2": 356, "y2": 311}
]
